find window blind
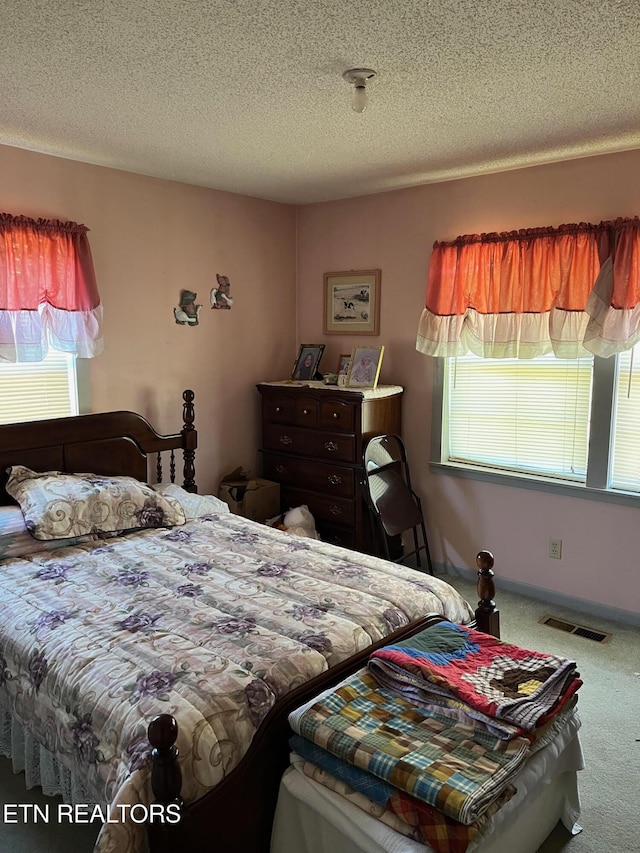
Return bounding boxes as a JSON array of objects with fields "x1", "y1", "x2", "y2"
[
  {"x1": 0, "y1": 351, "x2": 78, "y2": 425},
  {"x1": 444, "y1": 354, "x2": 594, "y2": 481},
  {"x1": 610, "y1": 345, "x2": 640, "y2": 492}
]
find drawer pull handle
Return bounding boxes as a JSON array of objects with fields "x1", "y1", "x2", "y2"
[
  {"x1": 303, "y1": 408, "x2": 310, "y2": 415},
  {"x1": 328, "y1": 474, "x2": 342, "y2": 485},
  {"x1": 275, "y1": 406, "x2": 282, "y2": 413},
  {"x1": 275, "y1": 464, "x2": 287, "y2": 473},
  {"x1": 332, "y1": 412, "x2": 339, "y2": 419},
  {"x1": 280, "y1": 435, "x2": 293, "y2": 445},
  {"x1": 329, "y1": 505, "x2": 342, "y2": 515},
  {"x1": 324, "y1": 441, "x2": 338, "y2": 452}
]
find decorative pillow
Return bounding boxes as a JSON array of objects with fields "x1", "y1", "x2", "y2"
[
  {"x1": 0, "y1": 506, "x2": 98, "y2": 560},
  {"x1": 5, "y1": 466, "x2": 186, "y2": 540},
  {"x1": 152, "y1": 483, "x2": 231, "y2": 519}
]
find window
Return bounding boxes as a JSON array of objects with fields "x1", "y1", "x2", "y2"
[
  {"x1": 435, "y1": 343, "x2": 640, "y2": 498},
  {"x1": 0, "y1": 350, "x2": 79, "y2": 425}
]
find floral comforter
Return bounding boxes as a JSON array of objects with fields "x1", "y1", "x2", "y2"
[{"x1": 0, "y1": 510, "x2": 473, "y2": 852}]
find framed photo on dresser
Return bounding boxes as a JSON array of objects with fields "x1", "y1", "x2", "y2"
[
  {"x1": 336, "y1": 353, "x2": 351, "y2": 387},
  {"x1": 291, "y1": 344, "x2": 325, "y2": 380},
  {"x1": 346, "y1": 345, "x2": 384, "y2": 389}
]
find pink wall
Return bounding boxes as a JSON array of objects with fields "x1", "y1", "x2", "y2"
[
  {"x1": 0, "y1": 144, "x2": 297, "y2": 495},
  {"x1": 296, "y1": 149, "x2": 640, "y2": 619}
]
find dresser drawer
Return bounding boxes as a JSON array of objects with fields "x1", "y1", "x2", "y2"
[
  {"x1": 316, "y1": 521, "x2": 356, "y2": 550},
  {"x1": 282, "y1": 487, "x2": 355, "y2": 527},
  {"x1": 263, "y1": 424, "x2": 306, "y2": 454},
  {"x1": 320, "y1": 400, "x2": 357, "y2": 432},
  {"x1": 263, "y1": 453, "x2": 298, "y2": 485},
  {"x1": 264, "y1": 453, "x2": 354, "y2": 498},
  {"x1": 295, "y1": 396, "x2": 320, "y2": 426},
  {"x1": 306, "y1": 431, "x2": 357, "y2": 463},
  {"x1": 263, "y1": 394, "x2": 296, "y2": 424}
]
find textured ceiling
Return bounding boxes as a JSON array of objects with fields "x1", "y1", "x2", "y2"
[{"x1": 2, "y1": 0, "x2": 640, "y2": 204}]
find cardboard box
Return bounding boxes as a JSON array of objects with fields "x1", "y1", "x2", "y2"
[{"x1": 218, "y1": 477, "x2": 281, "y2": 523}]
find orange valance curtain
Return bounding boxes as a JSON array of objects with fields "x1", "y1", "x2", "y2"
[
  {"x1": 416, "y1": 218, "x2": 640, "y2": 359},
  {"x1": 583, "y1": 218, "x2": 640, "y2": 356},
  {"x1": 0, "y1": 213, "x2": 103, "y2": 362}
]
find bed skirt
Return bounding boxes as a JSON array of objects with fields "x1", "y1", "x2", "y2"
[{"x1": 0, "y1": 706, "x2": 98, "y2": 807}]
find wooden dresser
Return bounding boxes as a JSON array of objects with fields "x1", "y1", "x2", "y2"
[{"x1": 257, "y1": 382, "x2": 403, "y2": 552}]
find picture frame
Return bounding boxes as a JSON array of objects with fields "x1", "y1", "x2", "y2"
[
  {"x1": 323, "y1": 269, "x2": 381, "y2": 335},
  {"x1": 291, "y1": 344, "x2": 325, "y2": 381},
  {"x1": 336, "y1": 352, "x2": 351, "y2": 387},
  {"x1": 336, "y1": 353, "x2": 351, "y2": 376},
  {"x1": 346, "y1": 345, "x2": 385, "y2": 389}
]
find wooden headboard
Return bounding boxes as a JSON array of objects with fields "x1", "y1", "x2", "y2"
[{"x1": 0, "y1": 389, "x2": 197, "y2": 505}]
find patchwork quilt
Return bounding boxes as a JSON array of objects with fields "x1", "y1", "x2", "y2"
[
  {"x1": 368, "y1": 621, "x2": 582, "y2": 734},
  {"x1": 289, "y1": 668, "x2": 531, "y2": 825},
  {"x1": 289, "y1": 734, "x2": 514, "y2": 853}
]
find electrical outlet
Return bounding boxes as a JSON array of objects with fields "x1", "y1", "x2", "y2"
[{"x1": 549, "y1": 538, "x2": 562, "y2": 559}]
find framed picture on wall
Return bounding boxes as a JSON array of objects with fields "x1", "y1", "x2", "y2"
[
  {"x1": 291, "y1": 344, "x2": 325, "y2": 380},
  {"x1": 346, "y1": 345, "x2": 384, "y2": 389},
  {"x1": 323, "y1": 269, "x2": 381, "y2": 335}
]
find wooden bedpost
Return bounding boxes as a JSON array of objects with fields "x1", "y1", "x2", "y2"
[
  {"x1": 475, "y1": 550, "x2": 501, "y2": 638},
  {"x1": 148, "y1": 714, "x2": 183, "y2": 852},
  {"x1": 182, "y1": 390, "x2": 197, "y2": 493},
  {"x1": 148, "y1": 713, "x2": 183, "y2": 806}
]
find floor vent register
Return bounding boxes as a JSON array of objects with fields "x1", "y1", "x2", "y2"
[{"x1": 539, "y1": 615, "x2": 611, "y2": 643}]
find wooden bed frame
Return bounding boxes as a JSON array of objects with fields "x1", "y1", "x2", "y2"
[
  {"x1": 0, "y1": 389, "x2": 197, "y2": 504},
  {"x1": 0, "y1": 389, "x2": 499, "y2": 853}
]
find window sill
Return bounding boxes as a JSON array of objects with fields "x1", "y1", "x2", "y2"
[{"x1": 429, "y1": 460, "x2": 640, "y2": 509}]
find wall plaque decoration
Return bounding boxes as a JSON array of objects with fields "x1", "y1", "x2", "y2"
[
  {"x1": 210, "y1": 274, "x2": 234, "y2": 309},
  {"x1": 174, "y1": 290, "x2": 201, "y2": 326}
]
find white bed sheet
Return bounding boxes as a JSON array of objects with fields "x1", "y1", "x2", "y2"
[{"x1": 271, "y1": 712, "x2": 583, "y2": 853}]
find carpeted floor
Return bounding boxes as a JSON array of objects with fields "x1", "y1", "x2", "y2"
[
  {"x1": 0, "y1": 573, "x2": 637, "y2": 852},
  {"x1": 0, "y1": 758, "x2": 99, "y2": 852}
]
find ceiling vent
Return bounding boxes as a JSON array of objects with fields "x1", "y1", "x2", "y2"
[{"x1": 539, "y1": 615, "x2": 610, "y2": 643}]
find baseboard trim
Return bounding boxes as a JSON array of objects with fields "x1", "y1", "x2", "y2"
[{"x1": 435, "y1": 562, "x2": 640, "y2": 628}]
